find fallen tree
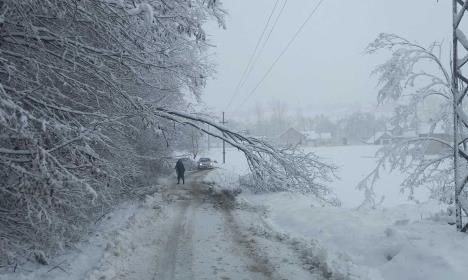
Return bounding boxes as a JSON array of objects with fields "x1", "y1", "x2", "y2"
[{"x1": 153, "y1": 107, "x2": 339, "y2": 203}]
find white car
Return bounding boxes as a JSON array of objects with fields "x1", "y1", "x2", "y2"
[{"x1": 197, "y1": 158, "x2": 215, "y2": 170}]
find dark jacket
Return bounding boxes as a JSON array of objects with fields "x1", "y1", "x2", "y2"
[{"x1": 175, "y1": 159, "x2": 185, "y2": 175}]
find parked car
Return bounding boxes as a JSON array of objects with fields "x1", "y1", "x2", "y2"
[{"x1": 197, "y1": 157, "x2": 215, "y2": 170}]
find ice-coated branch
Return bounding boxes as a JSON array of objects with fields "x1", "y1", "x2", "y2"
[
  {"x1": 153, "y1": 107, "x2": 339, "y2": 205},
  {"x1": 367, "y1": 33, "x2": 450, "y2": 103},
  {"x1": 363, "y1": 33, "x2": 457, "y2": 205}
]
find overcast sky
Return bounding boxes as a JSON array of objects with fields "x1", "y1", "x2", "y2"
[{"x1": 202, "y1": 0, "x2": 452, "y2": 120}]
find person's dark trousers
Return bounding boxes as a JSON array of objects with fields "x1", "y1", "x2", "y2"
[{"x1": 177, "y1": 173, "x2": 185, "y2": 184}]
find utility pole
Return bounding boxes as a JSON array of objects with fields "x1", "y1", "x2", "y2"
[
  {"x1": 452, "y1": 0, "x2": 468, "y2": 232},
  {"x1": 222, "y1": 112, "x2": 226, "y2": 164},
  {"x1": 207, "y1": 124, "x2": 210, "y2": 151}
]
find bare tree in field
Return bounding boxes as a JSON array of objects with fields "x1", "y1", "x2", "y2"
[{"x1": 359, "y1": 33, "x2": 457, "y2": 208}]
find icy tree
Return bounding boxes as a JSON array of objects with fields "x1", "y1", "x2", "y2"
[
  {"x1": 0, "y1": 0, "x2": 338, "y2": 266},
  {"x1": 359, "y1": 33, "x2": 456, "y2": 208},
  {"x1": 0, "y1": 0, "x2": 225, "y2": 265},
  {"x1": 153, "y1": 108, "x2": 339, "y2": 203}
]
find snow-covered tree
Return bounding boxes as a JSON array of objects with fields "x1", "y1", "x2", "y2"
[
  {"x1": 359, "y1": 33, "x2": 456, "y2": 208},
  {"x1": 153, "y1": 108, "x2": 339, "y2": 203},
  {"x1": 0, "y1": 0, "x2": 225, "y2": 265},
  {"x1": 0, "y1": 0, "x2": 338, "y2": 265}
]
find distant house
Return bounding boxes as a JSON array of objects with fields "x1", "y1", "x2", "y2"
[
  {"x1": 371, "y1": 122, "x2": 451, "y2": 153},
  {"x1": 302, "y1": 131, "x2": 333, "y2": 146},
  {"x1": 418, "y1": 122, "x2": 446, "y2": 137},
  {"x1": 367, "y1": 131, "x2": 393, "y2": 145},
  {"x1": 277, "y1": 128, "x2": 307, "y2": 146},
  {"x1": 417, "y1": 122, "x2": 450, "y2": 154},
  {"x1": 392, "y1": 130, "x2": 418, "y2": 143}
]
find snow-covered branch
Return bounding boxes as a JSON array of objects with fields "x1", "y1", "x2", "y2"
[
  {"x1": 0, "y1": 0, "x2": 225, "y2": 266},
  {"x1": 153, "y1": 107, "x2": 339, "y2": 204},
  {"x1": 362, "y1": 33, "x2": 458, "y2": 206}
]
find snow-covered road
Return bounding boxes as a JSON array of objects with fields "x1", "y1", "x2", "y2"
[
  {"x1": 147, "y1": 171, "x2": 322, "y2": 280},
  {"x1": 152, "y1": 171, "x2": 272, "y2": 280},
  {"x1": 81, "y1": 170, "x2": 324, "y2": 280},
  {"x1": 4, "y1": 170, "x2": 324, "y2": 280}
]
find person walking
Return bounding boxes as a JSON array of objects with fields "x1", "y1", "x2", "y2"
[{"x1": 175, "y1": 159, "x2": 185, "y2": 184}]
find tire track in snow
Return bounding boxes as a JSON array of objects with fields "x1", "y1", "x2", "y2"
[
  {"x1": 153, "y1": 170, "x2": 322, "y2": 280},
  {"x1": 155, "y1": 195, "x2": 200, "y2": 280},
  {"x1": 208, "y1": 189, "x2": 279, "y2": 279},
  {"x1": 222, "y1": 208, "x2": 279, "y2": 279},
  {"x1": 154, "y1": 171, "x2": 207, "y2": 280}
]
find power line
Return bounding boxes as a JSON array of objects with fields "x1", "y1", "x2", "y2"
[
  {"x1": 239, "y1": 0, "x2": 289, "y2": 92},
  {"x1": 263, "y1": 0, "x2": 289, "y2": 53},
  {"x1": 234, "y1": 0, "x2": 327, "y2": 111},
  {"x1": 225, "y1": 0, "x2": 281, "y2": 110}
]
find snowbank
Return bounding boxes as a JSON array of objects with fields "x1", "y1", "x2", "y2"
[
  {"x1": 200, "y1": 147, "x2": 250, "y2": 176},
  {"x1": 201, "y1": 167, "x2": 241, "y2": 190},
  {"x1": 0, "y1": 190, "x2": 165, "y2": 280},
  {"x1": 206, "y1": 145, "x2": 468, "y2": 280},
  {"x1": 243, "y1": 192, "x2": 468, "y2": 280}
]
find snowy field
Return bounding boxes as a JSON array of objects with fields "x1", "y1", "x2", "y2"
[
  {"x1": 202, "y1": 145, "x2": 468, "y2": 280},
  {"x1": 202, "y1": 145, "x2": 430, "y2": 207}
]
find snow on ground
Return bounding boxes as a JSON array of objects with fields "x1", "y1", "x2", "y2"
[
  {"x1": 245, "y1": 192, "x2": 468, "y2": 280},
  {"x1": 3, "y1": 145, "x2": 466, "y2": 280},
  {"x1": 1, "y1": 172, "x2": 324, "y2": 280},
  {"x1": 204, "y1": 145, "x2": 468, "y2": 280},
  {"x1": 0, "y1": 187, "x2": 169, "y2": 280},
  {"x1": 0, "y1": 199, "x2": 147, "y2": 280}
]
